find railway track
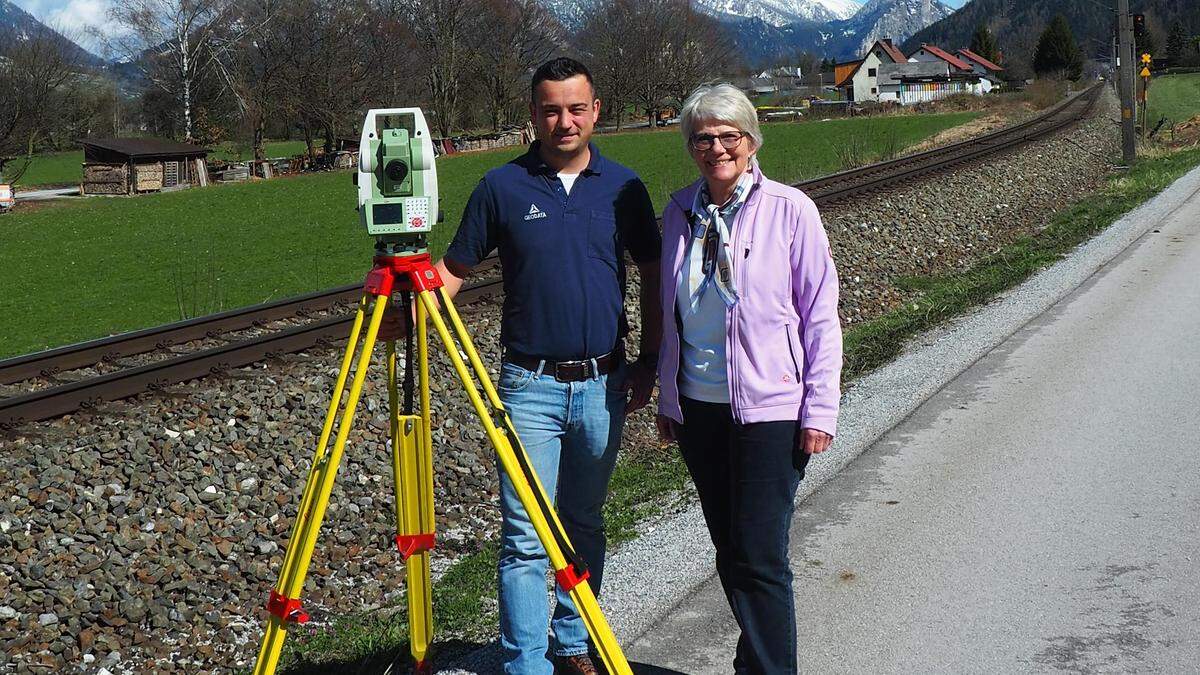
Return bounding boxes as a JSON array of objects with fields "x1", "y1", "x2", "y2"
[{"x1": 0, "y1": 84, "x2": 1103, "y2": 430}]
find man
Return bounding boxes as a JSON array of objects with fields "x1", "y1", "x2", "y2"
[{"x1": 392, "y1": 57, "x2": 661, "y2": 674}]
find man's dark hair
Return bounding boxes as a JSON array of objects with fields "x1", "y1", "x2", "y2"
[{"x1": 530, "y1": 57, "x2": 595, "y2": 101}]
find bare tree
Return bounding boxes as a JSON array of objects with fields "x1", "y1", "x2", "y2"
[
  {"x1": 581, "y1": 0, "x2": 728, "y2": 129},
  {"x1": 664, "y1": 4, "x2": 734, "y2": 110},
  {"x1": 406, "y1": 0, "x2": 487, "y2": 136},
  {"x1": 469, "y1": 0, "x2": 563, "y2": 131},
  {"x1": 579, "y1": 0, "x2": 639, "y2": 129},
  {"x1": 208, "y1": 0, "x2": 282, "y2": 160},
  {"x1": 106, "y1": 0, "x2": 248, "y2": 141},
  {"x1": 0, "y1": 26, "x2": 79, "y2": 183}
]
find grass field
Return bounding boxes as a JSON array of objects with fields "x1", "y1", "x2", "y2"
[
  {"x1": 1146, "y1": 72, "x2": 1200, "y2": 126},
  {"x1": 7, "y1": 141, "x2": 315, "y2": 187},
  {"x1": 0, "y1": 112, "x2": 975, "y2": 358},
  {"x1": 11, "y1": 151, "x2": 84, "y2": 187}
]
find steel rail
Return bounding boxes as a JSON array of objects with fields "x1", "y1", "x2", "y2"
[
  {"x1": 0, "y1": 278, "x2": 504, "y2": 429},
  {"x1": 0, "y1": 257, "x2": 501, "y2": 386},
  {"x1": 0, "y1": 86, "x2": 1104, "y2": 430},
  {"x1": 800, "y1": 84, "x2": 1102, "y2": 202}
]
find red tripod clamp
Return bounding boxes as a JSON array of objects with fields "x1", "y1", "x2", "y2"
[
  {"x1": 364, "y1": 254, "x2": 445, "y2": 297},
  {"x1": 394, "y1": 533, "x2": 436, "y2": 561},
  {"x1": 265, "y1": 590, "x2": 309, "y2": 624},
  {"x1": 555, "y1": 564, "x2": 591, "y2": 593}
]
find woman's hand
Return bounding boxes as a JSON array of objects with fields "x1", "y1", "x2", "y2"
[
  {"x1": 655, "y1": 414, "x2": 678, "y2": 443},
  {"x1": 799, "y1": 428, "x2": 832, "y2": 455}
]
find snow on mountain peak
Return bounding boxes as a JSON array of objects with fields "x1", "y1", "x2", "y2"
[{"x1": 698, "y1": 0, "x2": 862, "y2": 26}]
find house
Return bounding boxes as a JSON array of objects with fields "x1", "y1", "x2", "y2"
[
  {"x1": 908, "y1": 43, "x2": 974, "y2": 73},
  {"x1": 80, "y1": 138, "x2": 209, "y2": 196},
  {"x1": 956, "y1": 48, "x2": 1005, "y2": 88},
  {"x1": 737, "y1": 76, "x2": 781, "y2": 96},
  {"x1": 835, "y1": 39, "x2": 910, "y2": 102},
  {"x1": 905, "y1": 43, "x2": 998, "y2": 98},
  {"x1": 878, "y1": 61, "x2": 979, "y2": 104}
]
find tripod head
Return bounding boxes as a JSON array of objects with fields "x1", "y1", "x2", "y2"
[{"x1": 357, "y1": 108, "x2": 439, "y2": 258}]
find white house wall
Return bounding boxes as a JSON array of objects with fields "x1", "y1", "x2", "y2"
[{"x1": 852, "y1": 51, "x2": 885, "y2": 102}]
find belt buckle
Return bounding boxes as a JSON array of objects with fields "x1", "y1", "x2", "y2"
[{"x1": 555, "y1": 359, "x2": 591, "y2": 382}]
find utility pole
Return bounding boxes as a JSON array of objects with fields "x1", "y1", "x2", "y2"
[{"x1": 1117, "y1": 0, "x2": 1137, "y2": 164}]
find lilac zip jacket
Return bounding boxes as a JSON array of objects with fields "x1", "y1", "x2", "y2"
[{"x1": 656, "y1": 162, "x2": 843, "y2": 436}]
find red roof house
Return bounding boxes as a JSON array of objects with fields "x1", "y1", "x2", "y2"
[
  {"x1": 908, "y1": 43, "x2": 974, "y2": 72},
  {"x1": 956, "y1": 48, "x2": 1004, "y2": 75}
]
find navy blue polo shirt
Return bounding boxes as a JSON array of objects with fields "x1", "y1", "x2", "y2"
[{"x1": 445, "y1": 142, "x2": 661, "y2": 360}]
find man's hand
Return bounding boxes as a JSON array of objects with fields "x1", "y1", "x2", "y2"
[
  {"x1": 655, "y1": 414, "x2": 678, "y2": 443},
  {"x1": 377, "y1": 302, "x2": 407, "y2": 342},
  {"x1": 622, "y1": 357, "x2": 656, "y2": 413},
  {"x1": 799, "y1": 428, "x2": 833, "y2": 455}
]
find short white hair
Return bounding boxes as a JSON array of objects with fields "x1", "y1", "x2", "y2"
[{"x1": 679, "y1": 83, "x2": 763, "y2": 150}]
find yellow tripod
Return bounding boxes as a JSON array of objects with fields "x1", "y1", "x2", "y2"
[{"x1": 253, "y1": 253, "x2": 632, "y2": 675}]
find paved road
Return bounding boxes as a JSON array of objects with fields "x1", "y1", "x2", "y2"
[
  {"x1": 15, "y1": 186, "x2": 78, "y2": 201},
  {"x1": 626, "y1": 175, "x2": 1200, "y2": 673}
]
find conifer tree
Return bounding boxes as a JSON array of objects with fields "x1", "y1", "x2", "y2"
[
  {"x1": 1165, "y1": 21, "x2": 1187, "y2": 65},
  {"x1": 1033, "y1": 14, "x2": 1082, "y2": 80},
  {"x1": 969, "y1": 22, "x2": 1000, "y2": 64}
]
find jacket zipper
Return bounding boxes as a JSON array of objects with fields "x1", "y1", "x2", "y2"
[
  {"x1": 666, "y1": 207, "x2": 689, "y2": 421},
  {"x1": 726, "y1": 183, "x2": 759, "y2": 423},
  {"x1": 785, "y1": 325, "x2": 802, "y2": 383}
]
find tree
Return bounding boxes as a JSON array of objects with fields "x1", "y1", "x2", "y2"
[
  {"x1": 106, "y1": 0, "x2": 248, "y2": 142},
  {"x1": 663, "y1": 3, "x2": 734, "y2": 111},
  {"x1": 0, "y1": 26, "x2": 80, "y2": 183},
  {"x1": 469, "y1": 0, "x2": 563, "y2": 131},
  {"x1": 406, "y1": 0, "x2": 487, "y2": 137},
  {"x1": 970, "y1": 22, "x2": 1000, "y2": 64},
  {"x1": 209, "y1": 0, "x2": 284, "y2": 161},
  {"x1": 581, "y1": 0, "x2": 730, "y2": 130},
  {"x1": 1164, "y1": 21, "x2": 1188, "y2": 65},
  {"x1": 1136, "y1": 26, "x2": 1157, "y2": 62},
  {"x1": 1032, "y1": 14, "x2": 1082, "y2": 80},
  {"x1": 579, "y1": 0, "x2": 638, "y2": 129}
]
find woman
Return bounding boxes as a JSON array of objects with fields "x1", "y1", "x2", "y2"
[{"x1": 656, "y1": 83, "x2": 843, "y2": 674}]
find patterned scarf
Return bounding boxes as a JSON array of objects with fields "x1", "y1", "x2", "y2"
[{"x1": 685, "y1": 170, "x2": 754, "y2": 310}]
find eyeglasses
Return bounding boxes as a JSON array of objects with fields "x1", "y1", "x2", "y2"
[{"x1": 689, "y1": 131, "x2": 747, "y2": 152}]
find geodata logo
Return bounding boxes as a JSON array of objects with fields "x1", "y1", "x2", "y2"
[{"x1": 524, "y1": 203, "x2": 547, "y2": 221}]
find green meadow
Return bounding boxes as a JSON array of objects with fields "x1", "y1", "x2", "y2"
[
  {"x1": 0, "y1": 112, "x2": 975, "y2": 357},
  {"x1": 1145, "y1": 72, "x2": 1200, "y2": 128}
]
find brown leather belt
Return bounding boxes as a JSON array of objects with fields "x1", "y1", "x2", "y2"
[{"x1": 504, "y1": 348, "x2": 622, "y2": 383}]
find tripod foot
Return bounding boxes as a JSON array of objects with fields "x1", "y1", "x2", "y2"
[{"x1": 265, "y1": 590, "x2": 309, "y2": 624}]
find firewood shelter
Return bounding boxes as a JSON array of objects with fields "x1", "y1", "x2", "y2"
[{"x1": 80, "y1": 138, "x2": 210, "y2": 196}]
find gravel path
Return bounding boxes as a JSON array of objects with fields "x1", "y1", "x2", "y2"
[{"x1": 0, "y1": 89, "x2": 1119, "y2": 674}]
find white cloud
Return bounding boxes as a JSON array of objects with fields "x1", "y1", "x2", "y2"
[{"x1": 12, "y1": 0, "x2": 126, "y2": 55}]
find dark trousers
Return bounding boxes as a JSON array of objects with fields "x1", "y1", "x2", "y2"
[{"x1": 678, "y1": 397, "x2": 808, "y2": 675}]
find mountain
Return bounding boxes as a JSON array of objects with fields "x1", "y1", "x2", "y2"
[
  {"x1": 827, "y1": 0, "x2": 954, "y2": 57},
  {"x1": 904, "y1": 0, "x2": 1200, "y2": 77},
  {"x1": 713, "y1": 0, "x2": 955, "y2": 63},
  {"x1": 699, "y1": 0, "x2": 861, "y2": 26},
  {"x1": 0, "y1": 0, "x2": 103, "y2": 66},
  {"x1": 540, "y1": 0, "x2": 860, "y2": 31}
]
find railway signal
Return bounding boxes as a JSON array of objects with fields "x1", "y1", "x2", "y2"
[{"x1": 251, "y1": 108, "x2": 632, "y2": 675}]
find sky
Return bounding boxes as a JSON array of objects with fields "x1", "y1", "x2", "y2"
[
  {"x1": 12, "y1": 0, "x2": 971, "y2": 56},
  {"x1": 11, "y1": 0, "x2": 125, "y2": 54}
]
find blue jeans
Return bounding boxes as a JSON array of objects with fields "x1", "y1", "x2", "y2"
[{"x1": 495, "y1": 358, "x2": 627, "y2": 675}]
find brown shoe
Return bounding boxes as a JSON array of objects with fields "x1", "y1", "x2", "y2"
[{"x1": 554, "y1": 653, "x2": 600, "y2": 675}]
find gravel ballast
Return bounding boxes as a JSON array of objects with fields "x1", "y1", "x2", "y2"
[{"x1": 0, "y1": 89, "x2": 1121, "y2": 674}]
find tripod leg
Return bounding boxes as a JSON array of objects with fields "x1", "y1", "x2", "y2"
[
  {"x1": 388, "y1": 341, "x2": 434, "y2": 671},
  {"x1": 415, "y1": 288, "x2": 633, "y2": 675},
  {"x1": 253, "y1": 294, "x2": 390, "y2": 675},
  {"x1": 276, "y1": 295, "x2": 370, "y2": 585}
]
